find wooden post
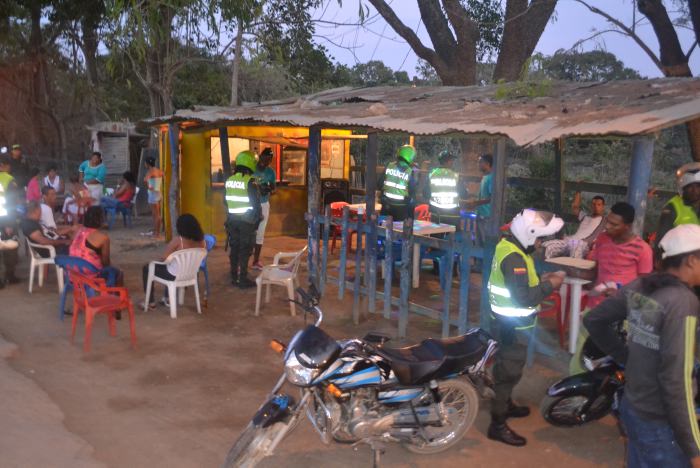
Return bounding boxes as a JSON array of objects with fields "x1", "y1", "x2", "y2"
[
  {"x1": 398, "y1": 219, "x2": 413, "y2": 338},
  {"x1": 352, "y1": 214, "x2": 364, "y2": 325},
  {"x1": 219, "y1": 127, "x2": 232, "y2": 177},
  {"x1": 628, "y1": 136, "x2": 655, "y2": 235},
  {"x1": 368, "y1": 213, "x2": 378, "y2": 314},
  {"x1": 441, "y1": 232, "x2": 456, "y2": 338},
  {"x1": 364, "y1": 132, "x2": 378, "y2": 293},
  {"x1": 338, "y1": 206, "x2": 349, "y2": 299},
  {"x1": 480, "y1": 138, "x2": 507, "y2": 330},
  {"x1": 167, "y1": 123, "x2": 180, "y2": 239},
  {"x1": 457, "y1": 230, "x2": 471, "y2": 334},
  {"x1": 307, "y1": 125, "x2": 322, "y2": 290},
  {"x1": 383, "y1": 216, "x2": 394, "y2": 319},
  {"x1": 554, "y1": 138, "x2": 564, "y2": 215},
  {"x1": 320, "y1": 205, "x2": 331, "y2": 295}
]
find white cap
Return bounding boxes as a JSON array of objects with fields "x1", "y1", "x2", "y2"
[
  {"x1": 659, "y1": 224, "x2": 700, "y2": 259},
  {"x1": 677, "y1": 162, "x2": 700, "y2": 191}
]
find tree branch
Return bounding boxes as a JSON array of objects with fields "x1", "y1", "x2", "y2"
[
  {"x1": 415, "y1": 0, "x2": 456, "y2": 63},
  {"x1": 573, "y1": 0, "x2": 663, "y2": 72},
  {"x1": 442, "y1": 0, "x2": 478, "y2": 47},
  {"x1": 637, "y1": 0, "x2": 689, "y2": 75},
  {"x1": 366, "y1": 0, "x2": 441, "y2": 66}
]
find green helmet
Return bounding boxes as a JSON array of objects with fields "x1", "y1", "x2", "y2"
[
  {"x1": 235, "y1": 150, "x2": 257, "y2": 172},
  {"x1": 438, "y1": 150, "x2": 456, "y2": 164},
  {"x1": 397, "y1": 145, "x2": 416, "y2": 164}
]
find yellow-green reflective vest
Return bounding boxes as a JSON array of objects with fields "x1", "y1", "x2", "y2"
[
  {"x1": 225, "y1": 173, "x2": 253, "y2": 214},
  {"x1": 0, "y1": 172, "x2": 14, "y2": 217},
  {"x1": 383, "y1": 161, "x2": 410, "y2": 203},
  {"x1": 668, "y1": 195, "x2": 700, "y2": 226},
  {"x1": 429, "y1": 167, "x2": 459, "y2": 211},
  {"x1": 488, "y1": 239, "x2": 540, "y2": 318}
]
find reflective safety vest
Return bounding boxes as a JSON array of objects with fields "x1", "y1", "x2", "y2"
[
  {"x1": 488, "y1": 239, "x2": 540, "y2": 318},
  {"x1": 225, "y1": 173, "x2": 253, "y2": 215},
  {"x1": 383, "y1": 161, "x2": 410, "y2": 204},
  {"x1": 0, "y1": 172, "x2": 14, "y2": 218},
  {"x1": 429, "y1": 167, "x2": 459, "y2": 211},
  {"x1": 668, "y1": 195, "x2": 700, "y2": 226}
]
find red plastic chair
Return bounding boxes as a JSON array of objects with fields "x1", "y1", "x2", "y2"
[
  {"x1": 414, "y1": 204, "x2": 430, "y2": 221},
  {"x1": 538, "y1": 291, "x2": 566, "y2": 349},
  {"x1": 70, "y1": 272, "x2": 137, "y2": 352}
]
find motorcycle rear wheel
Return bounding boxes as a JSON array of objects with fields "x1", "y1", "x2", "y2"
[
  {"x1": 540, "y1": 394, "x2": 613, "y2": 427},
  {"x1": 404, "y1": 378, "x2": 479, "y2": 455},
  {"x1": 221, "y1": 421, "x2": 288, "y2": 468}
]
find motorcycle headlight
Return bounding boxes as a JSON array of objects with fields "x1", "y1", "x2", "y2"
[{"x1": 285, "y1": 352, "x2": 320, "y2": 386}]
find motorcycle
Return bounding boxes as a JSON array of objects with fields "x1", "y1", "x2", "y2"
[
  {"x1": 540, "y1": 334, "x2": 624, "y2": 427},
  {"x1": 223, "y1": 286, "x2": 498, "y2": 467}
]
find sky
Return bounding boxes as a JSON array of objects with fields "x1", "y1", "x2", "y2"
[{"x1": 311, "y1": 0, "x2": 699, "y2": 79}]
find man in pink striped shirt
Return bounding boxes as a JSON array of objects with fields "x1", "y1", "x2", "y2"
[{"x1": 586, "y1": 202, "x2": 653, "y2": 309}]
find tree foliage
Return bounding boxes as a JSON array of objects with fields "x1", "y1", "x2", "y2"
[{"x1": 532, "y1": 50, "x2": 642, "y2": 82}]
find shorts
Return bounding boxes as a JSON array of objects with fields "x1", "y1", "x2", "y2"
[
  {"x1": 256, "y1": 202, "x2": 270, "y2": 244},
  {"x1": 86, "y1": 184, "x2": 103, "y2": 203},
  {"x1": 148, "y1": 191, "x2": 161, "y2": 204}
]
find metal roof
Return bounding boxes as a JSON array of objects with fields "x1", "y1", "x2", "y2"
[{"x1": 143, "y1": 78, "x2": 700, "y2": 147}]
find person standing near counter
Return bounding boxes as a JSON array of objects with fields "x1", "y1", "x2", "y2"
[
  {"x1": 143, "y1": 157, "x2": 164, "y2": 237},
  {"x1": 251, "y1": 148, "x2": 276, "y2": 270},
  {"x1": 378, "y1": 145, "x2": 418, "y2": 221},
  {"x1": 79, "y1": 151, "x2": 106, "y2": 204}
]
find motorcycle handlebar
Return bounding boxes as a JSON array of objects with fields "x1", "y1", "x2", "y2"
[{"x1": 294, "y1": 286, "x2": 323, "y2": 327}]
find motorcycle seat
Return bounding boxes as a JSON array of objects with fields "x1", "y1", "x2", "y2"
[{"x1": 376, "y1": 330, "x2": 491, "y2": 386}]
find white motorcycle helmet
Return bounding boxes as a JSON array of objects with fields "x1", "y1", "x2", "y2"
[
  {"x1": 677, "y1": 162, "x2": 700, "y2": 193},
  {"x1": 509, "y1": 209, "x2": 564, "y2": 249}
]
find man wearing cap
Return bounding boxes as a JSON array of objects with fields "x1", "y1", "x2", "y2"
[
  {"x1": 656, "y1": 162, "x2": 700, "y2": 260},
  {"x1": 487, "y1": 209, "x2": 566, "y2": 446},
  {"x1": 0, "y1": 155, "x2": 20, "y2": 287},
  {"x1": 8, "y1": 144, "x2": 29, "y2": 189},
  {"x1": 585, "y1": 224, "x2": 700, "y2": 467},
  {"x1": 378, "y1": 145, "x2": 418, "y2": 222},
  {"x1": 425, "y1": 149, "x2": 468, "y2": 228},
  {"x1": 251, "y1": 148, "x2": 276, "y2": 270}
]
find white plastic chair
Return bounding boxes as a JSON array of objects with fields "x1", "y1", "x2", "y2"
[
  {"x1": 131, "y1": 187, "x2": 140, "y2": 218},
  {"x1": 144, "y1": 248, "x2": 207, "y2": 319},
  {"x1": 26, "y1": 240, "x2": 64, "y2": 294},
  {"x1": 255, "y1": 246, "x2": 307, "y2": 317}
]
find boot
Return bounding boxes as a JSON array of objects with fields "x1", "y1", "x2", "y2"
[
  {"x1": 487, "y1": 417, "x2": 527, "y2": 447},
  {"x1": 238, "y1": 278, "x2": 256, "y2": 289},
  {"x1": 506, "y1": 399, "x2": 530, "y2": 419}
]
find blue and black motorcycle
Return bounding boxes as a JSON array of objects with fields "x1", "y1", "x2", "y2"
[{"x1": 223, "y1": 286, "x2": 498, "y2": 467}]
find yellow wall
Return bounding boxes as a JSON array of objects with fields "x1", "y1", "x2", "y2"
[{"x1": 180, "y1": 131, "x2": 211, "y2": 234}]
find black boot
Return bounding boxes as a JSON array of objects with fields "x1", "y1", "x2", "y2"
[
  {"x1": 506, "y1": 399, "x2": 530, "y2": 419},
  {"x1": 487, "y1": 417, "x2": 527, "y2": 446},
  {"x1": 238, "y1": 278, "x2": 256, "y2": 289}
]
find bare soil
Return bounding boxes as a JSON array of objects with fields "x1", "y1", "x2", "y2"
[{"x1": 0, "y1": 219, "x2": 623, "y2": 467}]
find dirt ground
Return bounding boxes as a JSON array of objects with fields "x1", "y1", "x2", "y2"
[{"x1": 0, "y1": 219, "x2": 624, "y2": 468}]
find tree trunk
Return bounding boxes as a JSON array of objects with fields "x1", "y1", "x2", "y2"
[
  {"x1": 493, "y1": 0, "x2": 558, "y2": 82},
  {"x1": 230, "y1": 23, "x2": 243, "y2": 106},
  {"x1": 637, "y1": 0, "x2": 699, "y2": 160},
  {"x1": 81, "y1": 16, "x2": 100, "y2": 123}
]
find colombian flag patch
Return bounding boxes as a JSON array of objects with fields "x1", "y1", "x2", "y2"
[{"x1": 513, "y1": 267, "x2": 527, "y2": 275}]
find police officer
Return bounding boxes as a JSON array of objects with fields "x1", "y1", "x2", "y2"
[
  {"x1": 0, "y1": 155, "x2": 20, "y2": 287},
  {"x1": 487, "y1": 209, "x2": 565, "y2": 446},
  {"x1": 426, "y1": 150, "x2": 467, "y2": 228},
  {"x1": 225, "y1": 150, "x2": 262, "y2": 289},
  {"x1": 378, "y1": 145, "x2": 418, "y2": 221},
  {"x1": 656, "y1": 162, "x2": 700, "y2": 259}
]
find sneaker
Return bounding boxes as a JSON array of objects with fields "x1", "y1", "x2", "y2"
[
  {"x1": 140, "y1": 230, "x2": 154, "y2": 237},
  {"x1": 140, "y1": 300, "x2": 156, "y2": 309},
  {"x1": 238, "y1": 278, "x2": 256, "y2": 289},
  {"x1": 159, "y1": 297, "x2": 170, "y2": 307},
  {"x1": 251, "y1": 261, "x2": 264, "y2": 271}
]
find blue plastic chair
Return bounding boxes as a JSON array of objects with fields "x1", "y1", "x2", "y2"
[
  {"x1": 105, "y1": 202, "x2": 134, "y2": 230},
  {"x1": 54, "y1": 255, "x2": 100, "y2": 321},
  {"x1": 199, "y1": 234, "x2": 217, "y2": 302}
]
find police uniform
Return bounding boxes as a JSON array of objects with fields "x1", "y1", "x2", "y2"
[
  {"x1": 380, "y1": 159, "x2": 415, "y2": 221},
  {"x1": 427, "y1": 166, "x2": 462, "y2": 227},
  {"x1": 225, "y1": 169, "x2": 261, "y2": 287},
  {"x1": 487, "y1": 236, "x2": 555, "y2": 445},
  {"x1": 0, "y1": 169, "x2": 19, "y2": 284}
]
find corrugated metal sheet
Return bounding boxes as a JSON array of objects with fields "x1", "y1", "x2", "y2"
[
  {"x1": 142, "y1": 78, "x2": 700, "y2": 146},
  {"x1": 100, "y1": 135, "x2": 129, "y2": 175}
]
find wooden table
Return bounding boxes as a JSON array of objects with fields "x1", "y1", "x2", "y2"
[{"x1": 389, "y1": 220, "x2": 456, "y2": 288}]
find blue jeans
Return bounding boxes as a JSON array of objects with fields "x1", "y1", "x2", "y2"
[{"x1": 619, "y1": 397, "x2": 690, "y2": 468}]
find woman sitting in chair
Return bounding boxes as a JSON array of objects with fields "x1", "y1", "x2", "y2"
[
  {"x1": 69, "y1": 206, "x2": 123, "y2": 286},
  {"x1": 100, "y1": 171, "x2": 136, "y2": 211},
  {"x1": 141, "y1": 214, "x2": 205, "y2": 308}
]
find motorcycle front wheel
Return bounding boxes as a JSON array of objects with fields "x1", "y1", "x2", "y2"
[
  {"x1": 222, "y1": 420, "x2": 291, "y2": 468},
  {"x1": 404, "y1": 378, "x2": 479, "y2": 455},
  {"x1": 540, "y1": 394, "x2": 613, "y2": 427}
]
